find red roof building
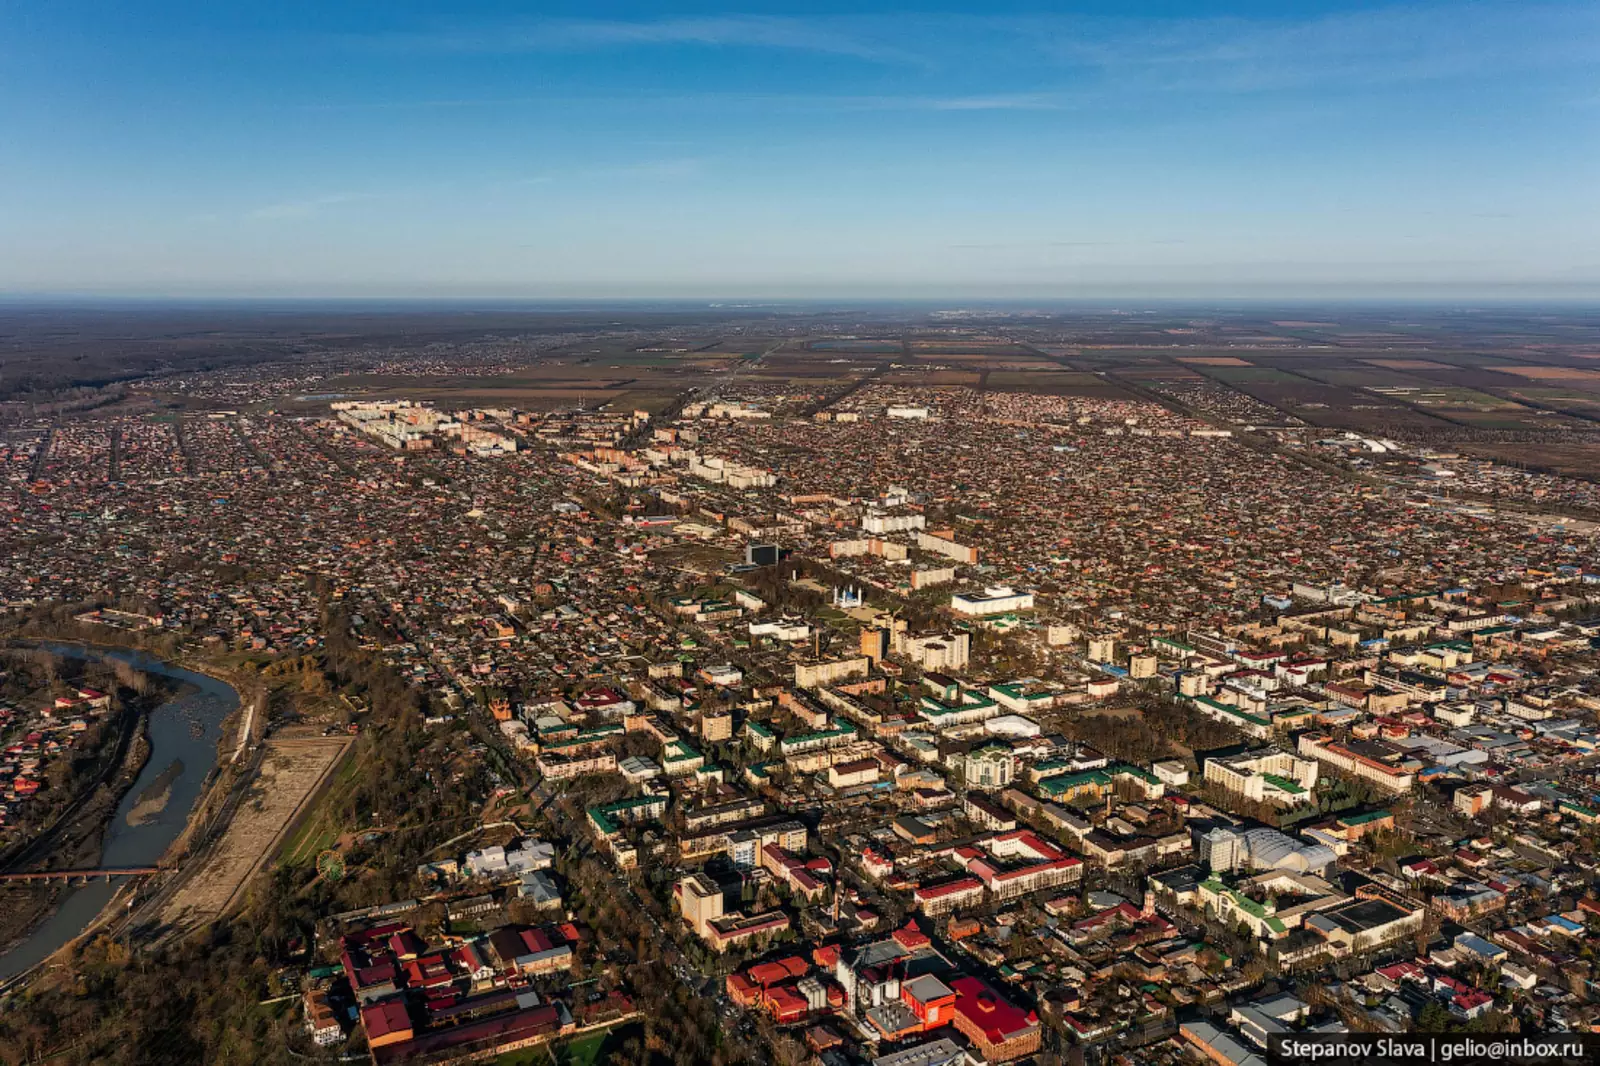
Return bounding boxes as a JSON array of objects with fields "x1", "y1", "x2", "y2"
[
  {"x1": 360, "y1": 1000, "x2": 414, "y2": 1049},
  {"x1": 764, "y1": 984, "x2": 810, "y2": 1025},
  {"x1": 949, "y1": 976, "x2": 1041, "y2": 1063},
  {"x1": 901, "y1": 973, "x2": 957, "y2": 1029},
  {"x1": 892, "y1": 921, "x2": 931, "y2": 951}
]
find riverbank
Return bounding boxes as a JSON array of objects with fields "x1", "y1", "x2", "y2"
[
  {"x1": 0, "y1": 630, "x2": 259, "y2": 838},
  {"x1": 0, "y1": 644, "x2": 240, "y2": 982},
  {"x1": 0, "y1": 691, "x2": 161, "y2": 954}
]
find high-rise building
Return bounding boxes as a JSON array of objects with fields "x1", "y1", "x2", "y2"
[{"x1": 676, "y1": 873, "x2": 725, "y2": 937}]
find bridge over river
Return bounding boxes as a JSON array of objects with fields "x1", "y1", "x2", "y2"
[{"x1": 0, "y1": 867, "x2": 161, "y2": 884}]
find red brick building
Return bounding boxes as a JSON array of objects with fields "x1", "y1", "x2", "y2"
[{"x1": 949, "y1": 976, "x2": 1041, "y2": 1062}]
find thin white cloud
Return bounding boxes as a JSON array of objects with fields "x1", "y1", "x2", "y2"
[
  {"x1": 354, "y1": 16, "x2": 919, "y2": 65},
  {"x1": 1027, "y1": 3, "x2": 1600, "y2": 93},
  {"x1": 294, "y1": 90, "x2": 1083, "y2": 115},
  {"x1": 311, "y1": 3, "x2": 1598, "y2": 115},
  {"x1": 346, "y1": 5, "x2": 1596, "y2": 93},
  {"x1": 902, "y1": 93, "x2": 1072, "y2": 112}
]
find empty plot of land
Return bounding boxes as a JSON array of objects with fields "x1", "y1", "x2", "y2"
[
  {"x1": 1175, "y1": 356, "x2": 1255, "y2": 366},
  {"x1": 159, "y1": 737, "x2": 349, "y2": 935}
]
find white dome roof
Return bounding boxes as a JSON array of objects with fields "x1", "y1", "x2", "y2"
[{"x1": 1241, "y1": 828, "x2": 1335, "y2": 873}]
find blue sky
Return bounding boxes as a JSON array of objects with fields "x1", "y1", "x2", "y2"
[{"x1": 1, "y1": 0, "x2": 1596, "y2": 298}]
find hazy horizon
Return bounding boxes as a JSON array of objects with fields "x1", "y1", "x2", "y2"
[{"x1": 4, "y1": 291, "x2": 1600, "y2": 310}]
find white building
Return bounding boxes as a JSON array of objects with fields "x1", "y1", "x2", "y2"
[
  {"x1": 1153, "y1": 760, "x2": 1190, "y2": 787},
  {"x1": 964, "y1": 745, "x2": 1015, "y2": 790},
  {"x1": 1201, "y1": 826, "x2": 1336, "y2": 876},
  {"x1": 951, "y1": 586, "x2": 1035, "y2": 616},
  {"x1": 1297, "y1": 734, "x2": 1416, "y2": 794},
  {"x1": 862, "y1": 511, "x2": 926, "y2": 535},
  {"x1": 896, "y1": 630, "x2": 971, "y2": 672},
  {"x1": 1204, "y1": 750, "x2": 1319, "y2": 807},
  {"x1": 465, "y1": 845, "x2": 510, "y2": 879},
  {"x1": 749, "y1": 617, "x2": 813, "y2": 642}
]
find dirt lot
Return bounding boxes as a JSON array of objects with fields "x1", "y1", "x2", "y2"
[{"x1": 158, "y1": 737, "x2": 349, "y2": 936}]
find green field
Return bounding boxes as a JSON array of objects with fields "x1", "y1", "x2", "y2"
[
  {"x1": 496, "y1": 1022, "x2": 642, "y2": 1066},
  {"x1": 814, "y1": 605, "x2": 863, "y2": 631},
  {"x1": 277, "y1": 744, "x2": 361, "y2": 867},
  {"x1": 1297, "y1": 367, "x2": 1423, "y2": 388},
  {"x1": 1204, "y1": 367, "x2": 1301, "y2": 383}
]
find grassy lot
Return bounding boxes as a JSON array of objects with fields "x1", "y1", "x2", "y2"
[
  {"x1": 607, "y1": 390, "x2": 683, "y2": 414},
  {"x1": 496, "y1": 1022, "x2": 642, "y2": 1066},
  {"x1": 815, "y1": 605, "x2": 865, "y2": 633},
  {"x1": 277, "y1": 742, "x2": 361, "y2": 867},
  {"x1": 559, "y1": 1031, "x2": 610, "y2": 1066}
]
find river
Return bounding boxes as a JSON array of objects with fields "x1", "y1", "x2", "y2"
[{"x1": 0, "y1": 645, "x2": 238, "y2": 980}]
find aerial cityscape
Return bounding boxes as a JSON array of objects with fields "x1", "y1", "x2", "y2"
[
  {"x1": 3, "y1": 0, "x2": 1598, "y2": 1064},
  {"x1": 0, "y1": 303, "x2": 1597, "y2": 1066}
]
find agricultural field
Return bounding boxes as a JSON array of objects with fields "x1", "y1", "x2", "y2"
[
  {"x1": 1458, "y1": 442, "x2": 1600, "y2": 482},
  {"x1": 804, "y1": 339, "x2": 901, "y2": 353},
  {"x1": 982, "y1": 370, "x2": 1138, "y2": 398},
  {"x1": 1295, "y1": 367, "x2": 1432, "y2": 388},
  {"x1": 1111, "y1": 365, "x2": 1208, "y2": 382},
  {"x1": 881, "y1": 369, "x2": 981, "y2": 386},
  {"x1": 907, "y1": 346, "x2": 1038, "y2": 358},
  {"x1": 905, "y1": 353, "x2": 1060, "y2": 369},
  {"x1": 1500, "y1": 388, "x2": 1600, "y2": 422},
  {"x1": 1201, "y1": 366, "x2": 1304, "y2": 384},
  {"x1": 1362, "y1": 358, "x2": 1455, "y2": 370},
  {"x1": 1488, "y1": 365, "x2": 1600, "y2": 385}
]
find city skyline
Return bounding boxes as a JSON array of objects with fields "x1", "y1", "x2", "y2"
[{"x1": 2, "y1": 0, "x2": 1597, "y2": 299}]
